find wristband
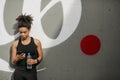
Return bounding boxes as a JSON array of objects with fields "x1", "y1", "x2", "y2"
[{"x1": 37, "y1": 59, "x2": 40, "y2": 63}]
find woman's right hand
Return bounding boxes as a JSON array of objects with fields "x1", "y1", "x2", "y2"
[{"x1": 16, "y1": 53, "x2": 25, "y2": 61}]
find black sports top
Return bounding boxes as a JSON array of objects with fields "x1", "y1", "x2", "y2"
[{"x1": 16, "y1": 37, "x2": 38, "y2": 70}]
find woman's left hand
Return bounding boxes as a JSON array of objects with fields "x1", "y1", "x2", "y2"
[{"x1": 27, "y1": 59, "x2": 37, "y2": 65}]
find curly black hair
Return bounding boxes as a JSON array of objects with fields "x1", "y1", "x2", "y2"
[{"x1": 16, "y1": 14, "x2": 33, "y2": 29}]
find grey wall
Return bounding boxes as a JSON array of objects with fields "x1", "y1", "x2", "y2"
[{"x1": 0, "y1": 0, "x2": 120, "y2": 80}]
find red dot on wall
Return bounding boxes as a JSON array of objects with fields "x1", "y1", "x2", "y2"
[{"x1": 80, "y1": 35, "x2": 101, "y2": 55}]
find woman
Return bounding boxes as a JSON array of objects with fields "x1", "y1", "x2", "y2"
[{"x1": 11, "y1": 14, "x2": 43, "y2": 80}]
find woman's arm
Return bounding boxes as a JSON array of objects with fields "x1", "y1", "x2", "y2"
[
  {"x1": 11, "y1": 40, "x2": 25, "y2": 64},
  {"x1": 35, "y1": 39, "x2": 43, "y2": 62}
]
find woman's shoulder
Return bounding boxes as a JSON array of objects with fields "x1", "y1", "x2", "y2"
[
  {"x1": 12, "y1": 39, "x2": 19, "y2": 48},
  {"x1": 33, "y1": 38, "x2": 41, "y2": 46}
]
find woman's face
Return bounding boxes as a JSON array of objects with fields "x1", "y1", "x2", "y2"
[{"x1": 18, "y1": 27, "x2": 30, "y2": 40}]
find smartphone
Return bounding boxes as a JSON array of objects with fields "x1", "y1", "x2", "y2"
[{"x1": 17, "y1": 50, "x2": 23, "y2": 55}]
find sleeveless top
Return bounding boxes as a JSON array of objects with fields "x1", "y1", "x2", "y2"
[{"x1": 16, "y1": 37, "x2": 38, "y2": 70}]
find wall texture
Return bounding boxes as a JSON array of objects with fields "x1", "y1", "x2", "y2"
[{"x1": 0, "y1": 0, "x2": 120, "y2": 80}]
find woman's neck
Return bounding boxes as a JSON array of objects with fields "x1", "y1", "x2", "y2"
[{"x1": 21, "y1": 36, "x2": 31, "y2": 45}]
